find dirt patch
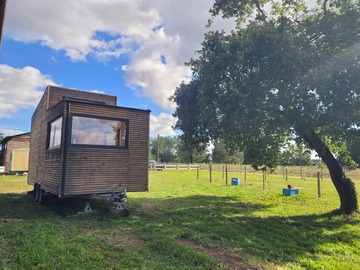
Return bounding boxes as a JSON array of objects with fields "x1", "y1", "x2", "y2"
[
  {"x1": 0, "y1": 218, "x2": 22, "y2": 227},
  {"x1": 105, "y1": 232, "x2": 144, "y2": 249},
  {"x1": 140, "y1": 202, "x2": 156, "y2": 213},
  {"x1": 177, "y1": 238, "x2": 263, "y2": 270}
]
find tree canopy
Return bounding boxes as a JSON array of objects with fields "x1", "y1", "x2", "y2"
[
  {"x1": 212, "y1": 139, "x2": 244, "y2": 164},
  {"x1": 172, "y1": 0, "x2": 359, "y2": 213}
]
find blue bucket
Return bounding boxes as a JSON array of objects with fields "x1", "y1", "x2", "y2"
[{"x1": 231, "y1": 178, "x2": 240, "y2": 186}]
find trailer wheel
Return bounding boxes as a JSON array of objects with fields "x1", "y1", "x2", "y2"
[
  {"x1": 34, "y1": 184, "x2": 40, "y2": 202},
  {"x1": 122, "y1": 208, "x2": 130, "y2": 217},
  {"x1": 38, "y1": 189, "x2": 47, "y2": 205},
  {"x1": 35, "y1": 184, "x2": 47, "y2": 205},
  {"x1": 32, "y1": 185, "x2": 37, "y2": 198}
]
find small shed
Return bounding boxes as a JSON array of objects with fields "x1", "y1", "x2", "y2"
[
  {"x1": 0, "y1": 132, "x2": 31, "y2": 173},
  {"x1": 28, "y1": 85, "x2": 150, "y2": 198}
]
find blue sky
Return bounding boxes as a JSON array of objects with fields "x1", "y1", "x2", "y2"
[{"x1": 0, "y1": 0, "x2": 234, "y2": 138}]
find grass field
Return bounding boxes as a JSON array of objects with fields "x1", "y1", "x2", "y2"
[{"x1": 0, "y1": 169, "x2": 360, "y2": 269}]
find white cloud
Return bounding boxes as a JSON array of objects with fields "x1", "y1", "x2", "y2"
[
  {"x1": 150, "y1": 113, "x2": 177, "y2": 136},
  {"x1": 0, "y1": 65, "x2": 56, "y2": 118},
  {"x1": 5, "y1": 0, "x2": 235, "y2": 110},
  {"x1": 6, "y1": 0, "x2": 159, "y2": 62}
]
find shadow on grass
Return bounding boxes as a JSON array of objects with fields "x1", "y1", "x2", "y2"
[
  {"x1": 132, "y1": 195, "x2": 360, "y2": 265},
  {"x1": 0, "y1": 193, "x2": 97, "y2": 219},
  {"x1": 0, "y1": 192, "x2": 359, "y2": 267}
]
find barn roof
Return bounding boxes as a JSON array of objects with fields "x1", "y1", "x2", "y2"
[{"x1": 0, "y1": 132, "x2": 31, "y2": 145}]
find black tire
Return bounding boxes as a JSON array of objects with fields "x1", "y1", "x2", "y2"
[
  {"x1": 35, "y1": 184, "x2": 40, "y2": 202},
  {"x1": 38, "y1": 189, "x2": 48, "y2": 205},
  {"x1": 122, "y1": 208, "x2": 130, "y2": 217},
  {"x1": 35, "y1": 184, "x2": 47, "y2": 205}
]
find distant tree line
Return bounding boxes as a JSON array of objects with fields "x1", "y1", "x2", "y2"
[{"x1": 149, "y1": 135, "x2": 326, "y2": 166}]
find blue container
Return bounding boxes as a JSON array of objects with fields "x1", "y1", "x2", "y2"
[
  {"x1": 231, "y1": 178, "x2": 240, "y2": 186},
  {"x1": 283, "y1": 188, "x2": 299, "y2": 196}
]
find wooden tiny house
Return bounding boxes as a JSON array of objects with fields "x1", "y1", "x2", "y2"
[
  {"x1": 28, "y1": 85, "x2": 150, "y2": 198},
  {"x1": 0, "y1": 132, "x2": 31, "y2": 173}
]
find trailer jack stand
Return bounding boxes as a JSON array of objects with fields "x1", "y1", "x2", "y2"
[
  {"x1": 84, "y1": 202, "x2": 92, "y2": 212},
  {"x1": 115, "y1": 202, "x2": 124, "y2": 210}
]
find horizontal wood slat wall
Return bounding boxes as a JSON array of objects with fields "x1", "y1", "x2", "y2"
[{"x1": 28, "y1": 86, "x2": 150, "y2": 197}]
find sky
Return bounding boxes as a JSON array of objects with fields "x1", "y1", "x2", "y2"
[{"x1": 0, "y1": 0, "x2": 235, "y2": 138}]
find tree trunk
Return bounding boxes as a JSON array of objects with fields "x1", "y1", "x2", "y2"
[{"x1": 301, "y1": 130, "x2": 358, "y2": 214}]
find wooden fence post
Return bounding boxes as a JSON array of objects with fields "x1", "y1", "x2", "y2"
[
  {"x1": 210, "y1": 164, "x2": 212, "y2": 183},
  {"x1": 263, "y1": 170, "x2": 266, "y2": 190},
  {"x1": 197, "y1": 165, "x2": 199, "y2": 180},
  {"x1": 244, "y1": 166, "x2": 247, "y2": 184},
  {"x1": 222, "y1": 165, "x2": 224, "y2": 180},
  {"x1": 317, "y1": 172, "x2": 321, "y2": 198},
  {"x1": 225, "y1": 164, "x2": 228, "y2": 185},
  {"x1": 286, "y1": 168, "x2": 288, "y2": 182}
]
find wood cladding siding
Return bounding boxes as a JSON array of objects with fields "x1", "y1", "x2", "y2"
[
  {"x1": 28, "y1": 85, "x2": 149, "y2": 197},
  {"x1": 46, "y1": 85, "x2": 117, "y2": 108},
  {"x1": 28, "y1": 97, "x2": 65, "y2": 195},
  {"x1": 63, "y1": 102, "x2": 149, "y2": 195}
]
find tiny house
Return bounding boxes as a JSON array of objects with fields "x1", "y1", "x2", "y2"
[
  {"x1": 28, "y1": 86, "x2": 150, "y2": 200},
  {"x1": 0, "y1": 132, "x2": 31, "y2": 173}
]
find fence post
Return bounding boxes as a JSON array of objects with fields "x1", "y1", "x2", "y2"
[
  {"x1": 244, "y1": 166, "x2": 247, "y2": 184},
  {"x1": 210, "y1": 164, "x2": 212, "y2": 183},
  {"x1": 317, "y1": 172, "x2": 321, "y2": 198},
  {"x1": 286, "y1": 168, "x2": 288, "y2": 182},
  {"x1": 225, "y1": 164, "x2": 228, "y2": 185},
  {"x1": 300, "y1": 166, "x2": 303, "y2": 180},
  {"x1": 222, "y1": 165, "x2": 224, "y2": 180},
  {"x1": 263, "y1": 170, "x2": 266, "y2": 190},
  {"x1": 197, "y1": 165, "x2": 199, "y2": 180}
]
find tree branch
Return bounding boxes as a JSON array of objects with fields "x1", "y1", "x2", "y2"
[
  {"x1": 323, "y1": 0, "x2": 328, "y2": 15},
  {"x1": 253, "y1": 0, "x2": 266, "y2": 20}
]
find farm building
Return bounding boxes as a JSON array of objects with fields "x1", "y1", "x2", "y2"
[
  {"x1": 0, "y1": 132, "x2": 31, "y2": 174},
  {"x1": 28, "y1": 85, "x2": 150, "y2": 200}
]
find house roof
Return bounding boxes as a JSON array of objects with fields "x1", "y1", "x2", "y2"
[
  {"x1": 0, "y1": 132, "x2": 31, "y2": 145},
  {"x1": 0, "y1": 0, "x2": 7, "y2": 47}
]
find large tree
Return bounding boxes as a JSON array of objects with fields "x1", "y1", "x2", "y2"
[{"x1": 172, "y1": 0, "x2": 359, "y2": 213}]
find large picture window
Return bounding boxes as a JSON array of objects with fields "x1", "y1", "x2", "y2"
[
  {"x1": 71, "y1": 116, "x2": 128, "y2": 147},
  {"x1": 48, "y1": 117, "x2": 63, "y2": 149}
]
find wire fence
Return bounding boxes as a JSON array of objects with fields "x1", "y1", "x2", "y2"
[
  {"x1": 152, "y1": 163, "x2": 360, "y2": 199},
  {"x1": 160, "y1": 163, "x2": 360, "y2": 183}
]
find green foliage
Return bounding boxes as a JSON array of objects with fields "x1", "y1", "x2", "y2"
[
  {"x1": 0, "y1": 132, "x2": 3, "y2": 142},
  {"x1": 149, "y1": 135, "x2": 177, "y2": 162},
  {"x1": 173, "y1": 0, "x2": 359, "y2": 169},
  {"x1": 176, "y1": 137, "x2": 211, "y2": 164},
  {"x1": 281, "y1": 143, "x2": 313, "y2": 166},
  {"x1": 149, "y1": 135, "x2": 210, "y2": 163},
  {"x1": 212, "y1": 139, "x2": 244, "y2": 164}
]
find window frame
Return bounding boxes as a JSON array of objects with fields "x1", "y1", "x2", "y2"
[
  {"x1": 47, "y1": 116, "x2": 63, "y2": 150},
  {"x1": 69, "y1": 114, "x2": 129, "y2": 149}
]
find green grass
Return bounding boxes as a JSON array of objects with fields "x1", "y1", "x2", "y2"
[{"x1": 0, "y1": 170, "x2": 359, "y2": 269}]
